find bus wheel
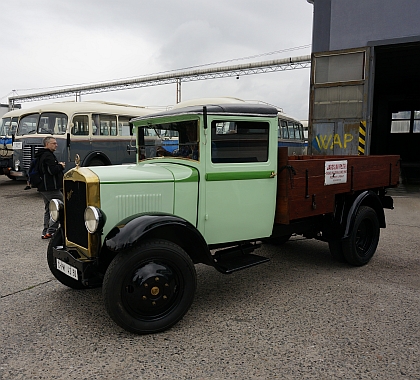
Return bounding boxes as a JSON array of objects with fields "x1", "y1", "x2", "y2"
[
  {"x1": 102, "y1": 239, "x2": 197, "y2": 334},
  {"x1": 47, "y1": 228, "x2": 89, "y2": 289},
  {"x1": 88, "y1": 158, "x2": 105, "y2": 166},
  {"x1": 342, "y1": 206, "x2": 380, "y2": 266}
]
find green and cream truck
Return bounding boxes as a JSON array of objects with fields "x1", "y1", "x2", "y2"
[{"x1": 47, "y1": 101, "x2": 400, "y2": 334}]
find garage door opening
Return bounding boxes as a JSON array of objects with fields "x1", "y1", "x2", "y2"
[{"x1": 371, "y1": 42, "x2": 420, "y2": 183}]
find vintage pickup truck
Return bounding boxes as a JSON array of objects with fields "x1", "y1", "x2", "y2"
[{"x1": 47, "y1": 102, "x2": 400, "y2": 334}]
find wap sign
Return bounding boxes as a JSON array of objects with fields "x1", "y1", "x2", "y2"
[{"x1": 311, "y1": 122, "x2": 359, "y2": 155}]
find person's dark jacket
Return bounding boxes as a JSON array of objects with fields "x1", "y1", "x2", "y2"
[{"x1": 35, "y1": 148, "x2": 64, "y2": 192}]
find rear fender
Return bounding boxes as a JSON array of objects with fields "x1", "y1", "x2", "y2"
[
  {"x1": 343, "y1": 190, "x2": 386, "y2": 238},
  {"x1": 104, "y1": 213, "x2": 213, "y2": 265}
]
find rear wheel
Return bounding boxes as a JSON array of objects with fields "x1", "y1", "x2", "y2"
[
  {"x1": 103, "y1": 239, "x2": 197, "y2": 334},
  {"x1": 47, "y1": 228, "x2": 89, "y2": 289},
  {"x1": 342, "y1": 206, "x2": 380, "y2": 266}
]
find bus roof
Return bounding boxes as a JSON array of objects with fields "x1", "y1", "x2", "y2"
[
  {"x1": 1, "y1": 108, "x2": 26, "y2": 119},
  {"x1": 16, "y1": 101, "x2": 154, "y2": 118}
]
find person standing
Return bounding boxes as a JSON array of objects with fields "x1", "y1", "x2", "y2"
[{"x1": 36, "y1": 136, "x2": 65, "y2": 239}]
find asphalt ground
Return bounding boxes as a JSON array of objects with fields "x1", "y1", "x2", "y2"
[{"x1": 0, "y1": 175, "x2": 419, "y2": 380}]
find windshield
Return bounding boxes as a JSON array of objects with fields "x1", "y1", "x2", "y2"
[
  {"x1": 18, "y1": 114, "x2": 38, "y2": 135},
  {"x1": 18, "y1": 112, "x2": 68, "y2": 136},
  {"x1": 138, "y1": 120, "x2": 198, "y2": 161},
  {"x1": 0, "y1": 117, "x2": 18, "y2": 136}
]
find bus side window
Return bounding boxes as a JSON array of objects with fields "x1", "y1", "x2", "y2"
[
  {"x1": 98, "y1": 114, "x2": 116, "y2": 136},
  {"x1": 118, "y1": 116, "x2": 131, "y2": 136},
  {"x1": 71, "y1": 115, "x2": 89, "y2": 135},
  {"x1": 280, "y1": 121, "x2": 288, "y2": 139},
  {"x1": 288, "y1": 122, "x2": 296, "y2": 139},
  {"x1": 296, "y1": 123, "x2": 304, "y2": 140},
  {"x1": 92, "y1": 114, "x2": 100, "y2": 135}
]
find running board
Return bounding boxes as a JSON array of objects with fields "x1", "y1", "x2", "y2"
[{"x1": 212, "y1": 243, "x2": 269, "y2": 274}]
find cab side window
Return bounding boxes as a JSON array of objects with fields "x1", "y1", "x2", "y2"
[{"x1": 211, "y1": 120, "x2": 269, "y2": 163}]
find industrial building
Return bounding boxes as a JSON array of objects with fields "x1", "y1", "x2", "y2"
[{"x1": 307, "y1": 0, "x2": 420, "y2": 182}]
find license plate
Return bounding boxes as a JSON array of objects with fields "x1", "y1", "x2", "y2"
[{"x1": 56, "y1": 258, "x2": 78, "y2": 280}]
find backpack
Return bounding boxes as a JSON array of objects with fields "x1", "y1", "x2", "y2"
[{"x1": 28, "y1": 157, "x2": 43, "y2": 188}]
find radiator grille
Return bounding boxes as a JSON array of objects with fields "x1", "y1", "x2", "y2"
[
  {"x1": 22, "y1": 144, "x2": 43, "y2": 170},
  {"x1": 64, "y1": 180, "x2": 88, "y2": 249}
]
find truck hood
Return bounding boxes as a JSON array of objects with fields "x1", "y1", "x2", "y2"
[{"x1": 87, "y1": 162, "x2": 198, "y2": 184}]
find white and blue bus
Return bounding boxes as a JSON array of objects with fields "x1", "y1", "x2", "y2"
[
  {"x1": 277, "y1": 113, "x2": 307, "y2": 155},
  {"x1": 10, "y1": 101, "x2": 154, "y2": 181},
  {"x1": 0, "y1": 108, "x2": 24, "y2": 178}
]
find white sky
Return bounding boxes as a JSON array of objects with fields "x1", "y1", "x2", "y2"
[{"x1": 0, "y1": 0, "x2": 314, "y2": 120}]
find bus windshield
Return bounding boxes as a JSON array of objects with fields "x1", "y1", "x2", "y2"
[{"x1": 18, "y1": 112, "x2": 68, "y2": 135}]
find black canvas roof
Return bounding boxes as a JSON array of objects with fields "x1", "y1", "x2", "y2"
[{"x1": 131, "y1": 103, "x2": 278, "y2": 123}]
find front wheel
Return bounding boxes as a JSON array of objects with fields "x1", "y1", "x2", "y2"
[
  {"x1": 342, "y1": 206, "x2": 380, "y2": 266},
  {"x1": 47, "y1": 228, "x2": 89, "y2": 289},
  {"x1": 102, "y1": 239, "x2": 197, "y2": 334}
]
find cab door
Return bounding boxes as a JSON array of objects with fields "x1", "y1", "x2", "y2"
[{"x1": 203, "y1": 117, "x2": 278, "y2": 245}]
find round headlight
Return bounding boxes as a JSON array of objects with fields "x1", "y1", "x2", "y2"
[
  {"x1": 84, "y1": 206, "x2": 104, "y2": 234},
  {"x1": 49, "y1": 199, "x2": 64, "y2": 223}
]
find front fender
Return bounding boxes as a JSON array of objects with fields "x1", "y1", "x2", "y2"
[{"x1": 104, "y1": 213, "x2": 213, "y2": 265}]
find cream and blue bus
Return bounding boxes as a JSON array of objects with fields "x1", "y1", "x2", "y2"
[{"x1": 10, "y1": 101, "x2": 154, "y2": 181}]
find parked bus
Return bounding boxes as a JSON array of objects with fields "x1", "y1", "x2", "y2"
[
  {"x1": 277, "y1": 113, "x2": 308, "y2": 155},
  {"x1": 0, "y1": 108, "x2": 24, "y2": 178},
  {"x1": 10, "y1": 101, "x2": 153, "y2": 181}
]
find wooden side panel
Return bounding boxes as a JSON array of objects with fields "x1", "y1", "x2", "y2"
[{"x1": 274, "y1": 148, "x2": 400, "y2": 223}]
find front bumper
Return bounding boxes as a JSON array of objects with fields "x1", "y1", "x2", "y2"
[
  {"x1": 9, "y1": 170, "x2": 26, "y2": 178},
  {"x1": 53, "y1": 246, "x2": 103, "y2": 287}
]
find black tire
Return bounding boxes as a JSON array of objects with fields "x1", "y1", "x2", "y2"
[
  {"x1": 102, "y1": 239, "x2": 197, "y2": 334},
  {"x1": 47, "y1": 228, "x2": 89, "y2": 289},
  {"x1": 328, "y1": 240, "x2": 346, "y2": 262},
  {"x1": 6, "y1": 174, "x2": 16, "y2": 180},
  {"x1": 342, "y1": 206, "x2": 380, "y2": 266}
]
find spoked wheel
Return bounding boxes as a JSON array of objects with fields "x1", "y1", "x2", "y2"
[
  {"x1": 47, "y1": 228, "x2": 89, "y2": 289},
  {"x1": 103, "y1": 239, "x2": 197, "y2": 334},
  {"x1": 342, "y1": 206, "x2": 380, "y2": 266}
]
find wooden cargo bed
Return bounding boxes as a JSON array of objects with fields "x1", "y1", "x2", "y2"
[{"x1": 275, "y1": 147, "x2": 400, "y2": 224}]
